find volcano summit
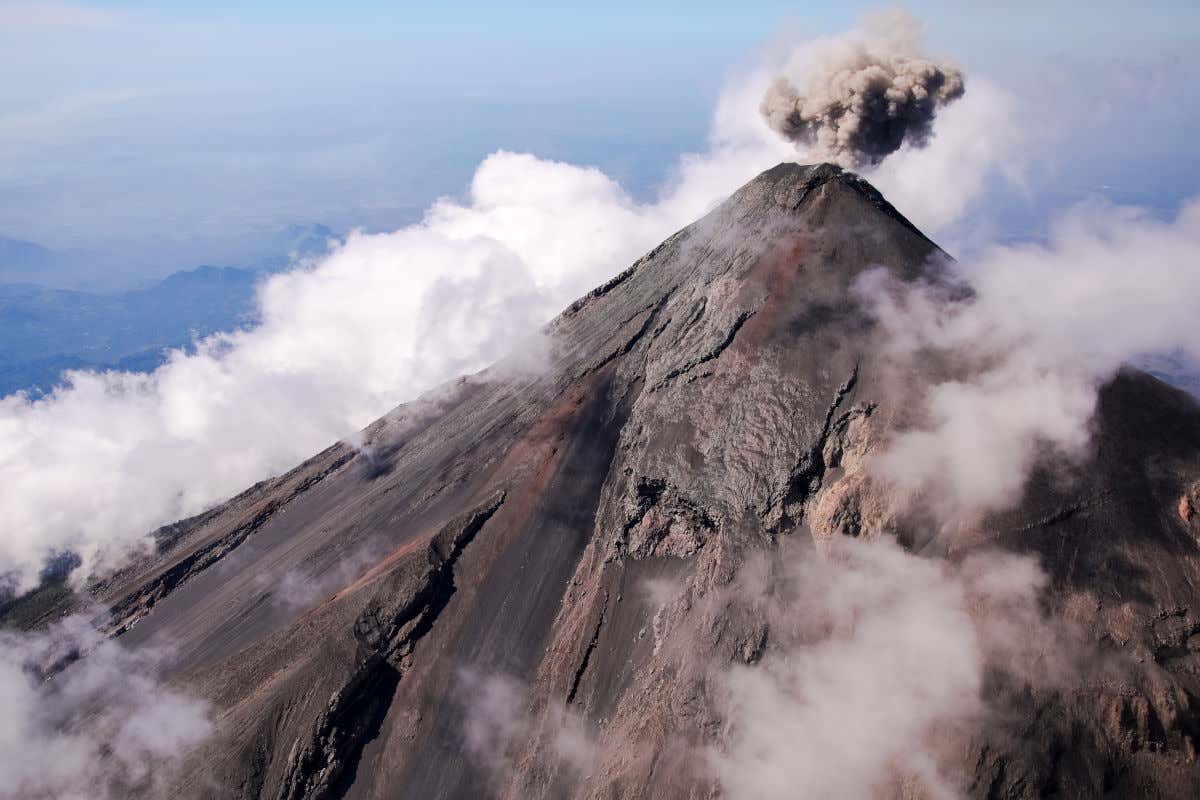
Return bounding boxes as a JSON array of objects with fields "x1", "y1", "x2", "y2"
[{"x1": 10, "y1": 163, "x2": 1200, "y2": 799}]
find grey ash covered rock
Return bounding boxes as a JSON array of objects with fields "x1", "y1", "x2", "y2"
[{"x1": 80, "y1": 163, "x2": 1200, "y2": 799}]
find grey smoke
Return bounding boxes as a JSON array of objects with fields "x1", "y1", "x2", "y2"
[
  {"x1": 707, "y1": 537, "x2": 1065, "y2": 799},
  {"x1": 458, "y1": 669, "x2": 597, "y2": 781},
  {"x1": 857, "y1": 196, "x2": 1200, "y2": 519},
  {"x1": 760, "y1": 11, "x2": 965, "y2": 168},
  {"x1": 0, "y1": 614, "x2": 211, "y2": 800}
]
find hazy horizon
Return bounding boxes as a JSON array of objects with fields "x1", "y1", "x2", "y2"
[{"x1": 3, "y1": 1, "x2": 1199, "y2": 288}]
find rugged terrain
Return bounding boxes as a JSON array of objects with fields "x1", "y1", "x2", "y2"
[{"x1": 31, "y1": 164, "x2": 1200, "y2": 797}]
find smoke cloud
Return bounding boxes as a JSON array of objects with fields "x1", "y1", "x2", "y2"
[
  {"x1": 458, "y1": 670, "x2": 597, "y2": 779},
  {"x1": 708, "y1": 536, "x2": 1061, "y2": 799},
  {"x1": 759, "y1": 10, "x2": 965, "y2": 168},
  {"x1": 0, "y1": 614, "x2": 211, "y2": 800},
  {"x1": 859, "y1": 197, "x2": 1200, "y2": 518}
]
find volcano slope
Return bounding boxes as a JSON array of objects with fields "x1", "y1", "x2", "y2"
[{"x1": 85, "y1": 163, "x2": 1200, "y2": 798}]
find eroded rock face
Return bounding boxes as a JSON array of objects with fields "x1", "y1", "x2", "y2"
[
  {"x1": 1180, "y1": 483, "x2": 1200, "y2": 536},
  {"x1": 84, "y1": 163, "x2": 1200, "y2": 799}
]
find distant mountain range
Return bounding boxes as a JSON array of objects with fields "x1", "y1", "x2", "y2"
[
  {"x1": 0, "y1": 236, "x2": 97, "y2": 289},
  {"x1": 4, "y1": 221, "x2": 1197, "y2": 404},
  {"x1": 0, "y1": 225, "x2": 335, "y2": 397}
]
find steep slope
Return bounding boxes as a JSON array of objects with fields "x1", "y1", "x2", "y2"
[{"x1": 92, "y1": 163, "x2": 1200, "y2": 798}]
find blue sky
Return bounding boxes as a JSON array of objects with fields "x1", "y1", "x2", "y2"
[{"x1": 2, "y1": 1, "x2": 1198, "y2": 282}]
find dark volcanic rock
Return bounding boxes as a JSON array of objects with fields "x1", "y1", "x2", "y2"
[{"x1": 92, "y1": 164, "x2": 1200, "y2": 798}]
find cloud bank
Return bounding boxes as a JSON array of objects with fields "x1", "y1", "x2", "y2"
[
  {"x1": 709, "y1": 537, "x2": 1056, "y2": 798},
  {"x1": 0, "y1": 615, "x2": 211, "y2": 800},
  {"x1": 860, "y1": 197, "x2": 1200, "y2": 518}
]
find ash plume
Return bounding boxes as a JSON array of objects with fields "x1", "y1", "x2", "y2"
[{"x1": 760, "y1": 10, "x2": 965, "y2": 168}]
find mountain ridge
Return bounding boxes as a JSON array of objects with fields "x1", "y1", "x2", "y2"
[{"x1": 0, "y1": 222, "x2": 337, "y2": 398}]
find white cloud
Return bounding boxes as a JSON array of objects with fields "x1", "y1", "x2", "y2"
[
  {"x1": 871, "y1": 80, "x2": 1026, "y2": 235},
  {"x1": 0, "y1": 148, "x2": 728, "y2": 590},
  {"x1": 458, "y1": 669, "x2": 597, "y2": 779},
  {"x1": 0, "y1": 615, "x2": 211, "y2": 800},
  {"x1": 709, "y1": 537, "x2": 1054, "y2": 799},
  {"x1": 860, "y1": 197, "x2": 1200, "y2": 518}
]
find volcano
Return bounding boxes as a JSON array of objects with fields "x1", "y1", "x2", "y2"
[{"x1": 30, "y1": 164, "x2": 1200, "y2": 798}]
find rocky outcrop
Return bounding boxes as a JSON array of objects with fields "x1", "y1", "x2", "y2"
[
  {"x1": 102, "y1": 445, "x2": 357, "y2": 637},
  {"x1": 277, "y1": 492, "x2": 504, "y2": 800}
]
